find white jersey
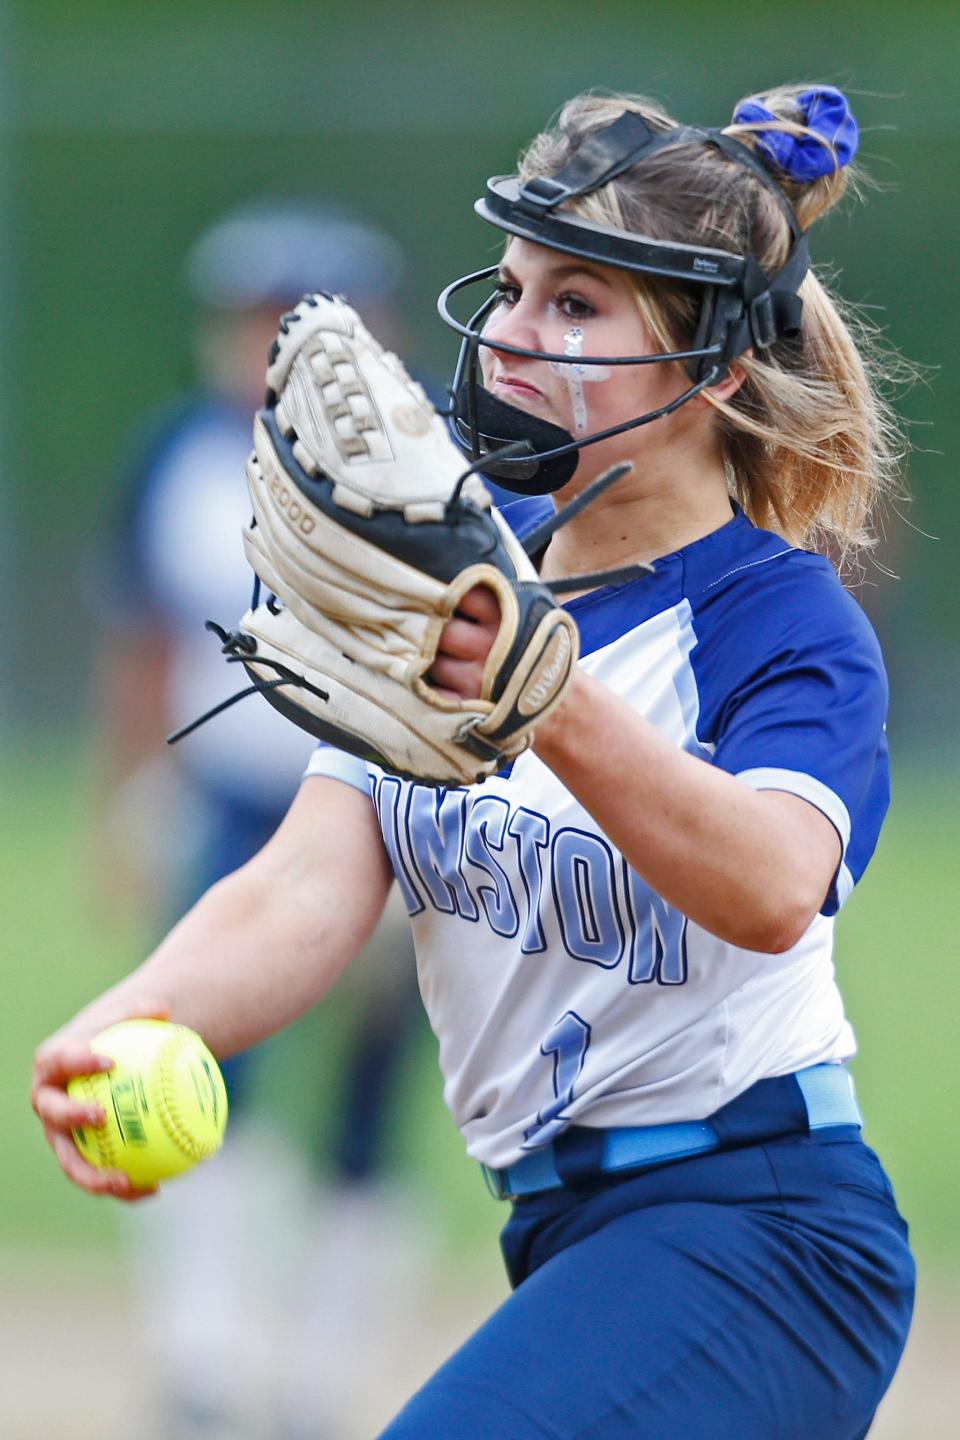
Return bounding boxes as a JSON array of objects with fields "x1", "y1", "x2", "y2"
[{"x1": 305, "y1": 502, "x2": 889, "y2": 1169}]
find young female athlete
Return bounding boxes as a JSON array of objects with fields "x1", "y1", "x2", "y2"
[{"x1": 32, "y1": 84, "x2": 915, "y2": 1438}]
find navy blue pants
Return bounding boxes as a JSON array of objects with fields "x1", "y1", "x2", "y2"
[{"x1": 379, "y1": 1128, "x2": 914, "y2": 1438}]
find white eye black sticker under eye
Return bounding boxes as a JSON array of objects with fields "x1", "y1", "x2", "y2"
[{"x1": 550, "y1": 328, "x2": 611, "y2": 433}]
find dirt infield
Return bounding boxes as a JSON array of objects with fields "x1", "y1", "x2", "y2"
[{"x1": 1, "y1": 1250, "x2": 955, "y2": 1439}]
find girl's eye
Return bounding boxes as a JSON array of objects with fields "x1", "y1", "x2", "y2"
[
  {"x1": 557, "y1": 293, "x2": 594, "y2": 321},
  {"x1": 493, "y1": 281, "x2": 520, "y2": 307}
]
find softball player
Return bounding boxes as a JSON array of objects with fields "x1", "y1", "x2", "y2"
[{"x1": 33, "y1": 83, "x2": 914, "y2": 1438}]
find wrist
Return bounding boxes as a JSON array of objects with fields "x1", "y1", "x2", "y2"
[{"x1": 531, "y1": 667, "x2": 591, "y2": 766}]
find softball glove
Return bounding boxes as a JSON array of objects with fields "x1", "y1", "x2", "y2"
[{"x1": 223, "y1": 294, "x2": 579, "y2": 786}]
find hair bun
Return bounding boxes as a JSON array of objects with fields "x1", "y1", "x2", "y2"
[{"x1": 732, "y1": 86, "x2": 859, "y2": 181}]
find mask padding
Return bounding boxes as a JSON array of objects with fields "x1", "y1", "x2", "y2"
[{"x1": 453, "y1": 376, "x2": 579, "y2": 494}]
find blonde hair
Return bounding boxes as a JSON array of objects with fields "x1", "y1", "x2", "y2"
[{"x1": 517, "y1": 88, "x2": 906, "y2": 564}]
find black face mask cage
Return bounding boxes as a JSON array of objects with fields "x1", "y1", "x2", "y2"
[
  {"x1": 440, "y1": 266, "x2": 730, "y2": 491},
  {"x1": 437, "y1": 110, "x2": 809, "y2": 495}
]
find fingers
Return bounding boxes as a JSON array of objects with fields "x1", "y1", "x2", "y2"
[
  {"x1": 31, "y1": 1023, "x2": 162, "y2": 1202},
  {"x1": 44, "y1": 1124, "x2": 157, "y2": 1201},
  {"x1": 438, "y1": 616, "x2": 493, "y2": 662},
  {"x1": 31, "y1": 1041, "x2": 113, "y2": 1196},
  {"x1": 428, "y1": 654, "x2": 486, "y2": 699},
  {"x1": 430, "y1": 585, "x2": 501, "y2": 698},
  {"x1": 455, "y1": 585, "x2": 500, "y2": 625},
  {"x1": 36, "y1": 1085, "x2": 104, "y2": 1132},
  {"x1": 31, "y1": 999, "x2": 171, "y2": 1113},
  {"x1": 46, "y1": 1125, "x2": 112, "y2": 1194},
  {"x1": 31, "y1": 1039, "x2": 112, "y2": 1104}
]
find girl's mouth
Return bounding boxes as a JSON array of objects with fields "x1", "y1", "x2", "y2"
[{"x1": 492, "y1": 374, "x2": 544, "y2": 400}]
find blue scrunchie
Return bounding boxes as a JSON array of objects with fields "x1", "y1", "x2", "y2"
[{"x1": 732, "y1": 86, "x2": 859, "y2": 181}]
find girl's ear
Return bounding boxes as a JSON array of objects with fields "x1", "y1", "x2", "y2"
[
  {"x1": 690, "y1": 360, "x2": 748, "y2": 408},
  {"x1": 714, "y1": 361, "x2": 748, "y2": 402}
]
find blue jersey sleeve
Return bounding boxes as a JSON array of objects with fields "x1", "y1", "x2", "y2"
[{"x1": 690, "y1": 551, "x2": 889, "y2": 915}]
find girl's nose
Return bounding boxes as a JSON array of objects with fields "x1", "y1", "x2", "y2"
[{"x1": 483, "y1": 296, "x2": 542, "y2": 359}]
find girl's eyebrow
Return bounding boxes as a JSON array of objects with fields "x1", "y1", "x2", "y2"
[{"x1": 498, "y1": 261, "x2": 613, "y2": 289}]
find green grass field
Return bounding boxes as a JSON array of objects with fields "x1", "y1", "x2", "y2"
[{"x1": 4, "y1": 736, "x2": 957, "y2": 1268}]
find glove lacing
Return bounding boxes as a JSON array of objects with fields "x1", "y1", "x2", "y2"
[{"x1": 166, "y1": 619, "x2": 330, "y2": 745}]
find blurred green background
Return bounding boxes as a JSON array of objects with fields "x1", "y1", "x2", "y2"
[{"x1": 2, "y1": 1, "x2": 958, "y2": 1435}]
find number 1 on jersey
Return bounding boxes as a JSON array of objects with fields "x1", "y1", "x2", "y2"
[{"x1": 523, "y1": 1010, "x2": 592, "y2": 1148}]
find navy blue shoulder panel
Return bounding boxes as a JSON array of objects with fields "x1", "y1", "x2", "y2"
[
  {"x1": 685, "y1": 539, "x2": 889, "y2": 910},
  {"x1": 501, "y1": 502, "x2": 782, "y2": 658}
]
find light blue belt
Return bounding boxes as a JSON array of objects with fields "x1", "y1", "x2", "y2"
[{"x1": 483, "y1": 1063, "x2": 862, "y2": 1202}]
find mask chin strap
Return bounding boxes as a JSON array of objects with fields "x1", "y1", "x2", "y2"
[
  {"x1": 450, "y1": 455, "x2": 655, "y2": 593},
  {"x1": 518, "y1": 460, "x2": 654, "y2": 594}
]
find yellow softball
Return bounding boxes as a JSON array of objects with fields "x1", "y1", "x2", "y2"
[{"x1": 67, "y1": 1019, "x2": 228, "y2": 1187}]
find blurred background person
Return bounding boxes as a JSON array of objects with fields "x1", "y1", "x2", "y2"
[{"x1": 88, "y1": 199, "x2": 430, "y2": 1440}]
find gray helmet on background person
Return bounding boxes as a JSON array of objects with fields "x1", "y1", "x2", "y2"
[
  {"x1": 184, "y1": 199, "x2": 408, "y2": 312},
  {"x1": 184, "y1": 200, "x2": 410, "y2": 405}
]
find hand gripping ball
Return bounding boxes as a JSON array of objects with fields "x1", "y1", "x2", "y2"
[{"x1": 68, "y1": 1020, "x2": 228, "y2": 1186}]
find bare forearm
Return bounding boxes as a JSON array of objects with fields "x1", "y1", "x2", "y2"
[
  {"x1": 68, "y1": 864, "x2": 370, "y2": 1057},
  {"x1": 33, "y1": 777, "x2": 394, "y2": 1199},
  {"x1": 62, "y1": 778, "x2": 395, "y2": 1057},
  {"x1": 533, "y1": 671, "x2": 839, "y2": 951}
]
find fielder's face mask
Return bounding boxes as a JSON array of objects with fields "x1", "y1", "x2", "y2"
[{"x1": 437, "y1": 111, "x2": 809, "y2": 495}]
